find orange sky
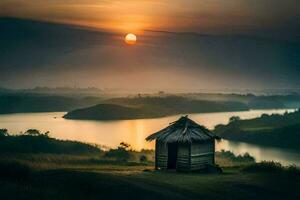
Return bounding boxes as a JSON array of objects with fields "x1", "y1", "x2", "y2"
[
  {"x1": 0, "y1": 1, "x2": 299, "y2": 90},
  {"x1": 1, "y1": 0, "x2": 299, "y2": 35}
]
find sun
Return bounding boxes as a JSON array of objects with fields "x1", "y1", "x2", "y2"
[{"x1": 125, "y1": 33, "x2": 137, "y2": 45}]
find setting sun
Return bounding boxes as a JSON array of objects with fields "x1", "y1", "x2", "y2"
[{"x1": 125, "y1": 33, "x2": 137, "y2": 45}]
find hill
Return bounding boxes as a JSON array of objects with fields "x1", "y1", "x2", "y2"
[
  {"x1": 1, "y1": 91, "x2": 300, "y2": 115},
  {"x1": 0, "y1": 94, "x2": 103, "y2": 114},
  {"x1": 186, "y1": 93, "x2": 300, "y2": 109},
  {"x1": 214, "y1": 109, "x2": 300, "y2": 150},
  {"x1": 0, "y1": 130, "x2": 100, "y2": 154},
  {"x1": 64, "y1": 96, "x2": 249, "y2": 120}
]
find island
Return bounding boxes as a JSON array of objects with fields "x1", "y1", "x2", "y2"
[{"x1": 63, "y1": 96, "x2": 249, "y2": 120}]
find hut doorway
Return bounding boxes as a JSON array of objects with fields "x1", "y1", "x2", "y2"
[{"x1": 167, "y1": 143, "x2": 178, "y2": 169}]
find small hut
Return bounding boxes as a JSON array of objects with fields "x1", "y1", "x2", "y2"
[{"x1": 146, "y1": 116, "x2": 219, "y2": 171}]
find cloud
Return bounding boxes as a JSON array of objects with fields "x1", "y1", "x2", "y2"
[
  {"x1": 0, "y1": 18, "x2": 299, "y2": 90},
  {"x1": 0, "y1": 0, "x2": 299, "y2": 39}
]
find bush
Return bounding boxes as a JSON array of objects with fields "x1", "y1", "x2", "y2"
[
  {"x1": 139, "y1": 155, "x2": 147, "y2": 162},
  {"x1": 243, "y1": 161, "x2": 283, "y2": 173},
  {"x1": 243, "y1": 161, "x2": 300, "y2": 175},
  {"x1": 216, "y1": 150, "x2": 255, "y2": 167},
  {"x1": 104, "y1": 142, "x2": 132, "y2": 162},
  {"x1": 229, "y1": 116, "x2": 241, "y2": 123},
  {"x1": 217, "y1": 150, "x2": 255, "y2": 163},
  {"x1": 286, "y1": 165, "x2": 300, "y2": 175},
  {"x1": 0, "y1": 129, "x2": 9, "y2": 138},
  {"x1": 104, "y1": 148, "x2": 131, "y2": 162},
  {"x1": 24, "y1": 129, "x2": 49, "y2": 137},
  {"x1": 0, "y1": 161, "x2": 31, "y2": 181}
]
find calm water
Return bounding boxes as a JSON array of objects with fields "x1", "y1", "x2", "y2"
[{"x1": 0, "y1": 109, "x2": 299, "y2": 166}]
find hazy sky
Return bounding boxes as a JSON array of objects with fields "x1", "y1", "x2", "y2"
[
  {"x1": 1, "y1": 0, "x2": 299, "y2": 38},
  {"x1": 0, "y1": 1, "x2": 299, "y2": 91}
]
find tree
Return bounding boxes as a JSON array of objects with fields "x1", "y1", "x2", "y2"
[
  {"x1": 261, "y1": 113, "x2": 269, "y2": 118},
  {"x1": 44, "y1": 131, "x2": 50, "y2": 137},
  {"x1": 0, "y1": 129, "x2": 9, "y2": 137},
  {"x1": 119, "y1": 142, "x2": 131, "y2": 150},
  {"x1": 104, "y1": 142, "x2": 132, "y2": 162},
  {"x1": 24, "y1": 129, "x2": 50, "y2": 137},
  {"x1": 24, "y1": 129, "x2": 42, "y2": 136},
  {"x1": 229, "y1": 116, "x2": 241, "y2": 123},
  {"x1": 139, "y1": 155, "x2": 147, "y2": 162}
]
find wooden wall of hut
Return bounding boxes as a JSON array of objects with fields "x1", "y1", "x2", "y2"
[
  {"x1": 155, "y1": 140, "x2": 215, "y2": 171},
  {"x1": 190, "y1": 140, "x2": 215, "y2": 171},
  {"x1": 155, "y1": 141, "x2": 168, "y2": 169},
  {"x1": 177, "y1": 143, "x2": 190, "y2": 171}
]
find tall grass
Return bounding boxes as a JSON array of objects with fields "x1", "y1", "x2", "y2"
[
  {"x1": 243, "y1": 161, "x2": 300, "y2": 174},
  {"x1": 0, "y1": 161, "x2": 31, "y2": 181},
  {"x1": 215, "y1": 150, "x2": 255, "y2": 167}
]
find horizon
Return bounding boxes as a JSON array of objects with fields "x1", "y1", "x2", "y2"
[{"x1": 2, "y1": 85, "x2": 300, "y2": 96}]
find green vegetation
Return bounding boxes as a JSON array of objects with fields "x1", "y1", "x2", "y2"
[
  {"x1": 0, "y1": 161, "x2": 31, "y2": 182},
  {"x1": 1, "y1": 92, "x2": 300, "y2": 116},
  {"x1": 215, "y1": 150, "x2": 255, "y2": 166},
  {"x1": 0, "y1": 153, "x2": 299, "y2": 200},
  {"x1": 0, "y1": 129, "x2": 101, "y2": 154},
  {"x1": 0, "y1": 133, "x2": 299, "y2": 199},
  {"x1": 104, "y1": 142, "x2": 133, "y2": 162},
  {"x1": 64, "y1": 96, "x2": 249, "y2": 120},
  {"x1": 186, "y1": 93, "x2": 300, "y2": 109},
  {"x1": 0, "y1": 129, "x2": 9, "y2": 137},
  {"x1": 214, "y1": 109, "x2": 300, "y2": 150},
  {"x1": 243, "y1": 161, "x2": 300, "y2": 174}
]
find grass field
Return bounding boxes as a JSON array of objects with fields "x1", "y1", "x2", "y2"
[
  {"x1": 0, "y1": 153, "x2": 299, "y2": 200},
  {"x1": 0, "y1": 134, "x2": 298, "y2": 200}
]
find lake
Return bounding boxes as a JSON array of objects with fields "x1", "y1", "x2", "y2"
[{"x1": 0, "y1": 109, "x2": 299, "y2": 166}]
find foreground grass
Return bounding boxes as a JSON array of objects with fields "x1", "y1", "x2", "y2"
[
  {"x1": 0, "y1": 154, "x2": 299, "y2": 200},
  {"x1": 0, "y1": 135, "x2": 298, "y2": 200}
]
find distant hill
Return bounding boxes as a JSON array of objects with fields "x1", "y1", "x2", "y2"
[
  {"x1": 0, "y1": 94, "x2": 103, "y2": 114},
  {"x1": 187, "y1": 93, "x2": 300, "y2": 109},
  {"x1": 1, "y1": 92, "x2": 300, "y2": 115},
  {"x1": 214, "y1": 109, "x2": 300, "y2": 150},
  {"x1": 64, "y1": 104, "x2": 151, "y2": 120},
  {"x1": 64, "y1": 96, "x2": 249, "y2": 120}
]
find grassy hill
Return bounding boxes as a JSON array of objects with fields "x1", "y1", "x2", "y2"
[
  {"x1": 64, "y1": 96, "x2": 249, "y2": 120},
  {"x1": 0, "y1": 129, "x2": 299, "y2": 200},
  {"x1": 0, "y1": 132, "x2": 100, "y2": 155},
  {"x1": 214, "y1": 109, "x2": 300, "y2": 150},
  {"x1": 0, "y1": 153, "x2": 299, "y2": 200},
  {"x1": 0, "y1": 94, "x2": 103, "y2": 114},
  {"x1": 187, "y1": 93, "x2": 300, "y2": 109}
]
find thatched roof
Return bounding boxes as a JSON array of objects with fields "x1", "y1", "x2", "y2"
[{"x1": 146, "y1": 115, "x2": 219, "y2": 143}]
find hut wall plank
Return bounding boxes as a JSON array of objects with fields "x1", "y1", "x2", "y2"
[
  {"x1": 189, "y1": 141, "x2": 215, "y2": 170},
  {"x1": 156, "y1": 141, "x2": 168, "y2": 169},
  {"x1": 177, "y1": 143, "x2": 190, "y2": 171},
  {"x1": 191, "y1": 141, "x2": 214, "y2": 154},
  {"x1": 154, "y1": 140, "x2": 216, "y2": 171}
]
